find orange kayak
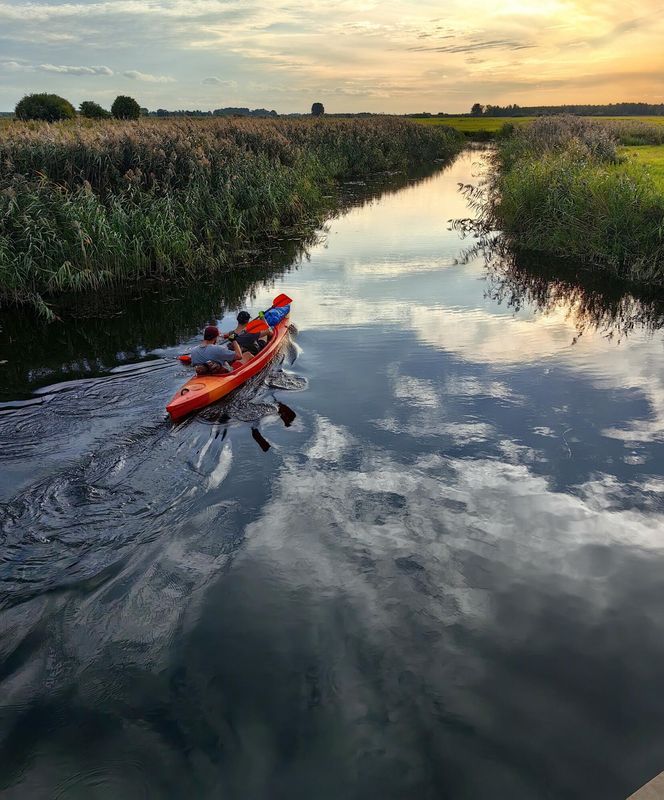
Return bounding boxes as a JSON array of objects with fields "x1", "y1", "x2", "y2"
[{"x1": 166, "y1": 317, "x2": 290, "y2": 422}]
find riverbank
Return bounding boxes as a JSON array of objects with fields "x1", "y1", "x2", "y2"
[
  {"x1": 0, "y1": 117, "x2": 463, "y2": 319},
  {"x1": 483, "y1": 116, "x2": 664, "y2": 286}
]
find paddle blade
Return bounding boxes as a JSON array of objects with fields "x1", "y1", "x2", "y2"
[
  {"x1": 245, "y1": 317, "x2": 270, "y2": 334},
  {"x1": 272, "y1": 293, "x2": 292, "y2": 307},
  {"x1": 178, "y1": 354, "x2": 192, "y2": 364}
]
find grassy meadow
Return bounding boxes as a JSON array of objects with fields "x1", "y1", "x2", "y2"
[
  {"x1": 624, "y1": 145, "x2": 664, "y2": 191},
  {"x1": 412, "y1": 114, "x2": 664, "y2": 141},
  {"x1": 412, "y1": 116, "x2": 535, "y2": 135},
  {"x1": 0, "y1": 116, "x2": 463, "y2": 317}
]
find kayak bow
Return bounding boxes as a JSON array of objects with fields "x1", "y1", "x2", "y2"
[{"x1": 166, "y1": 316, "x2": 290, "y2": 422}]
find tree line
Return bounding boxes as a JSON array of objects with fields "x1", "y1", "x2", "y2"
[
  {"x1": 14, "y1": 93, "x2": 145, "y2": 121},
  {"x1": 471, "y1": 102, "x2": 664, "y2": 117},
  {"x1": 9, "y1": 96, "x2": 328, "y2": 122}
]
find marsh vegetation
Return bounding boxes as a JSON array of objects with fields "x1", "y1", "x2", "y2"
[
  {"x1": 0, "y1": 116, "x2": 462, "y2": 318},
  {"x1": 474, "y1": 116, "x2": 664, "y2": 286}
]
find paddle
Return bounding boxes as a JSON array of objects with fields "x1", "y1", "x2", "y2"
[{"x1": 244, "y1": 293, "x2": 292, "y2": 334}]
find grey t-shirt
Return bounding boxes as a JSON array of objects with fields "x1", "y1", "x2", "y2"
[{"x1": 190, "y1": 343, "x2": 236, "y2": 366}]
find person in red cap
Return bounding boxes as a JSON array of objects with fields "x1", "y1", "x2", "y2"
[{"x1": 189, "y1": 325, "x2": 250, "y2": 375}]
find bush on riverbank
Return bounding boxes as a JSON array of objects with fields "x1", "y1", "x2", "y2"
[
  {"x1": 491, "y1": 116, "x2": 664, "y2": 285},
  {"x1": 0, "y1": 117, "x2": 463, "y2": 317}
]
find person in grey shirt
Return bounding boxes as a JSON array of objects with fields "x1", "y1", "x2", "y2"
[{"x1": 190, "y1": 325, "x2": 248, "y2": 375}]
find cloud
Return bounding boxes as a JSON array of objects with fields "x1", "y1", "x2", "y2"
[
  {"x1": 202, "y1": 77, "x2": 238, "y2": 87},
  {"x1": 0, "y1": 59, "x2": 27, "y2": 72},
  {"x1": 567, "y1": 14, "x2": 652, "y2": 49},
  {"x1": 1, "y1": 0, "x2": 664, "y2": 111},
  {"x1": 38, "y1": 64, "x2": 113, "y2": 75},
  {"x1": 123, "y1": 70, "x2": 175, "y2": 83},
  {"x1": 409, "y1": 37, "x2": 534, "y2": 54}
]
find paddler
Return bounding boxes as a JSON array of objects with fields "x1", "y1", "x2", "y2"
[
  {"x1": 223, "y1": 310, "x2": 273, "y2": 355},
  {"x1": 190, "y1": 325, "x2": 250, "y2": 375}
]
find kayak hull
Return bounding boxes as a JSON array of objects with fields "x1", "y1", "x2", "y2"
[{"x1": 166, "y1": 318, "x2": 290, "y2": 422}]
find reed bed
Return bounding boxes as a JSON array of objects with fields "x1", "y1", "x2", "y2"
[
  {"x1": 486, "y1": 116, "x2": 664, "y2": 286},
  {"x1": 0, "y1": 116, "x2": 463, "y2": 317}
]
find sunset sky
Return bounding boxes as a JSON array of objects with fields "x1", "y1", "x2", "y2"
[{"x1": 1, "y1": 0, "x2": 663, "y2": 113}]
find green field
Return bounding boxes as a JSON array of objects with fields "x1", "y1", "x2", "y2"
[
  {"x1": 412, "y1": 116, "x2": 534, "y2": 133},
  {"x1": 411, "y1": 115, "x2": 664, "y2": 137},
  {"x1": 594, "y1": 116, "x2": 664, "y2": 125},
  {"x1": 623, "y1": 144, "x2": 664, "y2": 191}
]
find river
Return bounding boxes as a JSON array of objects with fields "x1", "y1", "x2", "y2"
[{"x1": 1, "y1": 149, "x2": 664, "y2": 799}]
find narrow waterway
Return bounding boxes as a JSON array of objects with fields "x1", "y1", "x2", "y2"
[{"x1": 1, "y1": 150, "x2": 664, "y2": 799}]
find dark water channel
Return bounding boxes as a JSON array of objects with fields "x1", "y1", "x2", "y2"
[{"x1": 1, "y1": 150, "x2": 664, "y2": 799}]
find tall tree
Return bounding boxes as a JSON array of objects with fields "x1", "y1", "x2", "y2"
[
  {"x1": 15, "y1": 93, "x2": 75, "y2": 122},
  {"x1": 311, "y1": 102, "x2": 325, "y2": 116},
  {"x1": 470, "y1": 103, "x2": 484, "y2": 116},
  {"x1": 79, "y1": 101, "x2": 111, "y2": 119},
  {"x1": 112, "y1": 95, "x2": 141, "y2": 120}
]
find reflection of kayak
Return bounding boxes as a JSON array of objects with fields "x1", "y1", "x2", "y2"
[{"x1": 166, "y1": 317, "x2": 290, "y2": 422}]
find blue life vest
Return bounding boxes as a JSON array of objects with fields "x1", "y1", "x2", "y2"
[{"x1": 263, "y1": 305, "x2": 290, "y2": 326}]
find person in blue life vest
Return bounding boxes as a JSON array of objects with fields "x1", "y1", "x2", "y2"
[
  {"x1": 223, "y1": 310, "x2": 273, "y2": 355},
  {"x1": 189, "y1": 325, "x2": 252, "y2": 376}
]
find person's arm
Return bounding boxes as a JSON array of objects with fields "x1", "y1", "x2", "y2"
[{"x1": 231, "y1": 340, "x2": 242, "y2": 360}]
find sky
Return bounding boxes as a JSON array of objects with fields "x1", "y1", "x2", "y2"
[{"x1": 0, "y1": 0, "x2": 663, "y2": 113}]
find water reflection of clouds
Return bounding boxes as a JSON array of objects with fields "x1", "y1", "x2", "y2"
[
  {"x1": 275, "y1": 276, "x2": 664, "y2": 452},
  {"x1": 257, "y1": 417, "x2": 664, "y2": 570},
  {"x1": 233, "y1": 416, "x2": 664, "y2": 793},
  {"x1": 348, "y1": 257, "x2": 461, "y2": 278}
]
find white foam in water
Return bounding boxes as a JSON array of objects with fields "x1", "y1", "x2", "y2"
[{"x1": 207, "y1": 442, "x2": 232, "y2": 489}]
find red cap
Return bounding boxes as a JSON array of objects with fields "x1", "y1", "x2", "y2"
[{"x1": 203, "y1": 325, "x2": 220, "y2": 340}]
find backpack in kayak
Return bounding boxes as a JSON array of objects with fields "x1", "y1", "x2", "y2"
[{"x1": 263, "y1": 305, "x2": 290, "y2": 326}]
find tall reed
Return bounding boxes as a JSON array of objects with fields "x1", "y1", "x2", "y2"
[
  {"x1": 487, "y1": 116, "x2": 664, "y2": 286},
  {"x1": 0, "y1": 117, "x2": 463, "y2": 317}
]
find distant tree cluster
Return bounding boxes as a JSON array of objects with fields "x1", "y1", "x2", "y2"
[
  {"x1": 155, "y1": 109, "x2": 212, "y2": 117},
  {"x1": 311, "y1": 102, "x2": 324, "y2": 116},
  {"x1": 479, "y1": 102, "x2": 664, "y2": 117},
  {"x1": 150, "y1": 107, "x2": 278, "y2": 117},
  {"x1": 212, "y1": 107, "x2": 278, "y2": 118},
  {"x1": 409, "y1": 102, "x2": 664, "y2": 118},
  {"x1": 14, "y1": 92, "x2": 143, "y2": 121}
]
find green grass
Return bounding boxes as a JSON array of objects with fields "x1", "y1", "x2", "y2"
[
  {"x1": 412, "y1": 116, "x2": 534, "y2": 136},
  {"x1": 412, "y1": 115, "x2": 664, "y2": 141},
  {"x1": 623, "y1": 144, "x2": 664, "y2": 191},
  {"x1": 594, "y1": 116, "x2": 664, "y2": 125},
  {"x1": 486, "y1": 116, "x2": 664, "y2": 286}
]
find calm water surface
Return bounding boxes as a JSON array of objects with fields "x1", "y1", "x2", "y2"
[{"x1": 1, "y1": 151, "x2": 664, "y2": 799}]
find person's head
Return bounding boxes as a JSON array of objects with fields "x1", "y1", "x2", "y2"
[
  {"x1": 237, "y1": 311, "x2": 251, "y2": 326},
  {"x1": 203, "y1": 325, "x2": 219, "y2": 342}
]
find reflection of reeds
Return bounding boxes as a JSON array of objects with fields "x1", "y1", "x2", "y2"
[
  {"x1": 0, "y1": 117, "x2": 463, "y2": 317},
  {"x1": 471, "y1": 116, "x2": 664, "y2": 286},
  {"x1": 452, "y1": 207, "x2": 664, "y2": 341}
]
